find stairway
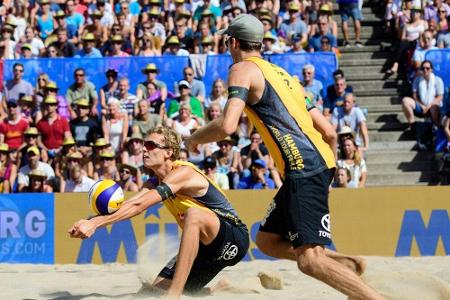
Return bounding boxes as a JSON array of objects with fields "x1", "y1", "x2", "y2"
[{"x1": 333, "y1": 3, "x2": 439, "y2": 186}]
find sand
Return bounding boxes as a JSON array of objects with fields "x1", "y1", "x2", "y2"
[{"x1": 0, "y1": 256, "x2": 450, "y2": 300}]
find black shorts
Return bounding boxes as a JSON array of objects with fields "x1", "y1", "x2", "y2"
[
  {"x1": 158, "y1": 217, "x2": 249, "y2": 293},
  {"x1": 259, "y1": 168, "x2": 335, "y2": 249}
]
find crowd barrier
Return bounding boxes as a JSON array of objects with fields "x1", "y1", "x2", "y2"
[
  {"x1": 1, "y1": 53, "x2": 338, "y2": 97},
  {"x1": 0, "y1": 187, "x2": 449, "y2": 264},
  {"x1": 425, "y1": 49, "x2": 450, "y2": 88}
]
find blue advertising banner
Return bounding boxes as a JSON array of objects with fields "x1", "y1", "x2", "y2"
[
  {"x1": 424, "y1": 49, "x2": 450, "y2": 87},
  {"x1": 0, "y1": 193, "x2": 54, "y2": 264}
]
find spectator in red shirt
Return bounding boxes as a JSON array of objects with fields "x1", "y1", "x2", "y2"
[
  {"x1": 0, "y1": 99, "x2": 29, "y2": 150},
  {"x1": 36, "y1": 96, "x2": 72, "y2": 158}
]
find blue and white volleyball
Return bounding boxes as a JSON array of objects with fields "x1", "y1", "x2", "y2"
[{"x1": 88, "y1": 179, "x2": 125, "y2": 215}]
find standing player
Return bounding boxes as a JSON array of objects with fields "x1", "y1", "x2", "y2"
[
  {"x1": 185, "y1": 14, "x2": 384, "y2": 300},
  {"x1": 69, "y1": 126, "x2": 249, "y2": 299}
]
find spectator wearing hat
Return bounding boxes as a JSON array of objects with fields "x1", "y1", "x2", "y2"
[
  {"x1": 212, "y1": 136, "x2": 242, "y2": 189},
  {"x1": 89, "y1": 0, "x2": 115, "y2": 28},
  {"x1": 102, "y1": 99, "x2": 128, "y2": 153},
  {"x1": 19, "y1": 95, "x2": 39, "y2": 125},
  {"x1": 109, "y1": 35, "x2": 130, "y2": 57},
  {"x1": 75, "y1": 33, "x2": 103, "y2": 57},
  {"x1": 117, "y1": 78, "x2": 138, "y2": 125},
  {"x1": 16, "y1": 127, "x2": 48, "y2": 168},
  {"x1": 193, "y1": 0, "x2": 223, "y2": 30},
  {"x1": 280, "y1": 3, "x2": 308, "y2": 45},
  {"x1": 237, "y1": 159, "x2": 275, "y2": 189},
  {"x1": 70, "y1": 98, "x2": 101, "y2": 150},
  {"x1": 65, "y1": 164, "x2": 96, "y2": 192},
  {"x1": 145, "y1": 7, "x2": 167, "y2": 42},
  {"x1": 52, "y1": 10, "x2": 79, "y2": 43},
  {"x1": 56, "y1": 148, "x2": 84, "y2": 191},
  {"x1": 6, "y1": 5, "x2": 27, "y2": 42},
  {"x1": 200, "y1": 36, "x2": 217, "y2": 54},
  {"x1": 19, "y1": 43, "x2": 33, "y2": 58},
  {"x1": 193, "y1": 22, "x2": 216, "y2": 54},
  {"x1": 50, "y1": 28, "x2": 77, "y2": 57},
  {"x1": 44, "y1": 81, "x2": 70, "y2": 121},
  {"x1": 94, "y1": 150, "x2": 120, "y2": 181},
  {"x1": 136, "y1": 63, "x2": 168, "y2": 103},
  {"x1": 65, "y1": 0, "x2": 86, "y2": 33},
  {"x1": 167, "y1": 80, "x2": 204, "y2": 119},
  {"x1": 175, "y1": 67, "x2": 206, "y2": 103},
  {"x1": 36, "y1": 96, "x2": 73, "y2": 157},
  {"x1": 3, "y1": 63, "x2": 33, "y2": 106},
  {"x1": 301, "y1": 64, "x2": 324, "y2": 111},
  {"x1": 83, "y1": 10, "x2": 108, "y2": 46},
  {"x1": 17, "y1": 146, "x2": 55, "y2": 192},
  {"x1": 132, "y1": 99, "x2": 162, "y2": 137},
  {"x1": 164, "y1": 35, "x2": 190, "y2": 55},
  {"x1": 332, "y1": 93, "x2": 368, "y2": 152},
  {"x1": 88, "y1": 138, "x2": 112, "y2": 175},
  {"x1": 121, "y1": 132, "x2": 145, "y2": 169},
  {"x1": 337, "y1": 0, "x2": 363, "y2": 47},
  {"x1": 34, "y1": 0, "x2": 54, "y2": 39},
  {"x1": 333, "y1": 167, "x2": 352, "y2": 188},
  {"x1": 25, "y1": 169, "x2": 53, "y2": 193},
  {"x1": 307, "y1": 15, "x2": 338, "y2": 52},
  {"x1": 170, "y1": 15, "x2": 195, "y2": 52},
  {"x1": 317, "y1": 4, "x2": 338, "y2": 38},
  {"x1": 287, "y1": 33, "x2": 306, "y2": 53},
  {"x1": 0, "y1": 99, "x2": 29, "y2": 151},
  {"x1": 0, "y1": 24, "x2": 17, "y2": 60},
  {"x1": 118, "y1": 163, "x2": 139, "y2": 192},
  {"x1": 0, "y1": 143, "x2": 17, "y2": 193},
  {"x1": 203, "y1": 156, "x2": 229, "y2": 190},
  {"x1": 66, "y1": 68, "x2": 99, "y2": 117},
  {"x1": 99, "y1": 68, "x2": 120, "y2": 110},
  {"x1": 22, "y1": 26, "x2": 45, "y2": 57}
]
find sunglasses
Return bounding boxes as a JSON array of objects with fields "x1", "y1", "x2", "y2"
[
  {"x1": 75, "y1": 73, "x2": 85, "y2": 77},
  {"x1": 120, "y1": 169, "x2": 131, "y2": 174},
  {"x1": 101, "y1": 157, "x2": 114, "y2": 161},
  {"x1": 144, "y1": 140, "x2": 169, "y2": 151},
  {"x1": 184, "y1": 73, "x2": 193, "y2": 76},
  {"x1": 14, "y1": 69, "x2": 24, "y2": 73},
  {"x1": 67, "y1": 159, "x2": 80, "y2": 163},
  {"x1": 8, "y1": 104, "x2": 18, "y2": 108},
  {"x1": 421, "y1": 66, "x2": 431, "y2": 70}
]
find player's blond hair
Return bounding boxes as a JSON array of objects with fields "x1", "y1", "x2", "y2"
[{"x1": 148, "y1": 126, "x2": 182, "y2": 161}]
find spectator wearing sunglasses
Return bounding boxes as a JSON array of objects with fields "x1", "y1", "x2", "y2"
[
  {"x1": 174, "y1": 67, "x2": 206, "y2": 103},
  {"x1": 0, "y1": 99, "x2": 29, "y2": 150},
  {"x1": 66, "y1": 68, "x2": 99, "y2": 117},
  {"x1": 3, "y1": 63, "x2": 33, "y2": 106},
  {"x1": 17, "y1": 146, "x2": 55, "y2": 192},
  {"x1": 118, "y1": 163, "x2": 139, "y2": 192}
]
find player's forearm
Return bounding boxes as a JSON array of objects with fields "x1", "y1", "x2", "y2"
[{"x1": 189, "y1": 118, "x2": 229, "y2": 144}]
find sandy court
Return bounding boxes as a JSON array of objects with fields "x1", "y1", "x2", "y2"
[{"x1": 1, "y1": 256, "x2": 450, "y2": 300}]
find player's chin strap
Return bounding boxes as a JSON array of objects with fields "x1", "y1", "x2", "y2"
[{"x1": 155, "y1": 182, "x2": 174, "y2": 201}]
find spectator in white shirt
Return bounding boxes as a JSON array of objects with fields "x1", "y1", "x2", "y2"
[
  {"x1": 65, "y1": 165, "x2": 96, "y2": 192},
  {"x1": 18, "y1": 146, "x2": 55, "y2": 192}
]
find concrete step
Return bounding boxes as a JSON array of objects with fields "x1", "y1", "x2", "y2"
[
  {"x1": 340, "y1": 58, "x2": 387, "y2": 67},
  {"x1": 369, "y1": 131, "x2": 414, "y2": 142},
  {"x1": 338, "y1": 39, "x2": 393, "y2": 46},
  {"x1": 366, "y1": 112, "x2": 406, "y2": 123},
  {"x1": 363, "y1": 105, "x2": 402, "y2": 112},
  {"x1": 356, "y1": 96, "x2": 400, "y2": 106},
  {"x1": 340, "y1": 65, "x2": 383, "y2": 75},
  {"x1": 335, "y1": 15, "x2": 383, "y2": 24},
  {"x1": 354, "y1": 88, "x2": 402, "y2": 97},
  {"x1": 368, "y1": 140, "x2": 417, "y2": 151},
  {"x1": 366, "y1": 150, "x2": 435, "y2": 163},
  {"x1": 339, "y1": 45, "x2": 382, "y2": 53},
  {"x1": 366, "y1": 172, "x2": 436, "y2": 186},
  {"x1": 349, "y1": 80, "x2": 399, "y2": 91},
  {"x1": 367, "y1": 161, "x2": 437, "y2": 173},
  {"x1": 339, "y1": 51, "x2": 390, "y2": 61},
  {"x1": 367, "y1": 122, "x2": 408, "y2": 131},
  {"x1": 338, "y1": 31, "x2": 387, "y2": 41}
]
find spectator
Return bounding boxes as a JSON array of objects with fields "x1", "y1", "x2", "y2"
[
  {"x1": 333, "y1": 167, "x2": 352, "y2": 188},
  {"x1": 66, "y1": 68, "x2": 99, "y2": 117},
  {"x1": 44, "y1": 81, "x2": 70, "y2": 121},
  {"x1": 132, "y1": 99, "x2": 162, "y2": 137},
  {"x1": 136, "y1": 32, "x2": 162, "y2": 56},
  {"x1": 102, "y1": 99, "x2": 128, "y2": 153},
  {"x1": 0, "y1": 143, "x2": 17, "y2": 193},
  {"x1": 0, "y1": 25, "x2": 17, "y2": 60},
  {"x1": 193, "y1": 0, "x2": 223, "y2": 30},
  {"x1": 337, "y1": 0, "x2": 363, "y2": 47},
  {"x1": 401, "y1": 60, "x2": 444, "y2": 127},
  {"x1": 262, "y1": 31, "x2": 280, "y2": 54},
  {"x1": 45, "y1": 45, "x2": 62, "y2": 58},
  {"x1": 99, "y1": 68, "x2": 120, "y2": 110},
  {"x1": 147, "y1": 8, "x2": 167, "y2": 42},
  {"x1": 35, "y1": 0, "x2": 54, "y2": 39},
  {"x1": 51, "y1": 28, "x2": 77, "y2": 58},
  {"x1": 179, "y1": 148, "x2": 190, "y2": 161},
  {"x1": 205, "y1": 79, "x2": 227, "y2": 108},
  {"x1": 16, "y1": 127, "x2": 48, "y2": 168},
  {"x1": 121, "y1": 132, "x2": 144, "y2": 169},
  {"x1": 64, "y1": 164, "x2": 96, "y2": 192},
  {"x1": 25, "y1": 169, "x2": 53, "y2": 193},
  {"x1": 175, "y1": 67, "x2": 206, "y2": 103},
  {"x1": 412, "y1": 30, "x2": 438, "y2": 70},
  {"x1": 88, "y1": 138, "x2": 111, "y2": 177},
  {"x1": 83, "y1": 10, "x2": 108, "y2": 46},
  {"x1": 203, "y1": 156, "x2": 229, "y2": 190},
  {"x1": 70, "y1": 98, "x2": 101, "y2": 148},
  {"x1": 94, "y1": 150, "x2": 120, "y2": 181},
  {"x1": 240, "y1": 131, "x2": 269, "y2": 170},
  {"x1": 324, "y1": 77, "x2": 351, "y2": 118},
  {"x1": 117, "y1": 77, "x2": 138, "y2": 125},
  {"x1": 57, "y1": 149, "x2": 83, "y2": 191},
  {"x1": 34, "y1": 73, "x2": 49, "y2": 105},
  {"x1": 237, "y1": 159, "x2": 275, "y2": 189},
  {"x1": 17, "y1": 146, "x2": 55, "y2": 192},
  {"x1": 308, "y1": 15, "x2": 338, "y2": 52},
  {"x1": 109, "y1": 35, "x2": 129, "y2": 57},
  {"x1": 118, "y1": 163, "x2": 139, "y2": 192},
  {"x1": 65, "y1": 0, "x2": 86, "y2": 33},
  {"x1": 53, "y1": 10, "x2": 78, "y2": 43},
  {"x1": 136, "y1": 63, "x2": 168, "y2": 103},
  {"x1": 337, "y1": 137, "x2": 367, "y2": 188},
  {"x1": 36, "y1": 96, "x2": 72, "y2": 157},
  {"x1": 279, "y1": 3, "x2": 308, "y2": 45},
  {"x1": 171, "y1": 102, "x2": 201, "y2": 138},
  {"x1": 212, "y1": 136, "x2": 241, "y2": 189},
  {"x1": 301, "y1": 64, "x2": 324, "y2": 111},
  {"x1": 22, "y1": 26, "x2": 45, "y2": 57},
  {"x1": 172, "y1": 15, "x2": 195, "y2": 52},
  {"x1": 332, "y1": 93, "x2": 369, "y2": 151},
  {"x1": 19, "y1": 43, "x2": 34, "y2": 59},
  {"x1": 18, "y1": 95, "x2": 38, "y2": 126},
  {"x1": 75, "y1": 33, "x2": 103, "y2": 58},
  {"x1": 164, "y1": 35, "x2": 190, "y2": 56},
  {"x1": 167, "y1": 80, "x2": 204, "y2": 119},
  {"x1": 94, "y1": 0, "x2": 115, "y2": 28},
  {"x1": 3, "y1": 63, "x2": 33, "y2": 104},
  {"x1": 287, "y1": 33, "x2": 306, "y2": 53},
  {"x1": 199, "y1": 36, "x2": 217, "y2": 54},
  {"x1": 0, "y1": 99, "x2": 29, "y2": 150},
  {"x1": 318, "y1": 4, "x2": 338, "y2": 38}
]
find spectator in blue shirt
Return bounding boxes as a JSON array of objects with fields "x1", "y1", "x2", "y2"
[
  {"x1": 308, "y1": 16, "x2": 338, "y2": 52},
  {"x1": 301, "y1": 64, "x2": 324, "y2": 111},
  {"x1": 75, "y1": 33, "x2": 102, "y2": 58},
  {"x1": 65, "y1": 0, "x2": 85, "y2": 32},
  {"x1": 279, "y1": 3, "x2": 308, "y2": 45},
  {"x1": 237, "y1": 159, "x2": 275, "y2": 189}
]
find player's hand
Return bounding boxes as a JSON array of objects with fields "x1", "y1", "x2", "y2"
[
  {"x1": 68, "y1": 219, "x2": 97, "y2": 239},
  {"x1": 184, "y1": 137, "x2": 199, "y2": 154}
]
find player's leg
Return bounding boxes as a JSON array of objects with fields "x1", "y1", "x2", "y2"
[{"x1": 166, "y1": 207, "x2": 220, "y2": 298}]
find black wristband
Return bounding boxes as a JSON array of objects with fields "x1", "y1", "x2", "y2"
[{"x1": 155, "y1": 182, "x2": 174, "y2": 201}]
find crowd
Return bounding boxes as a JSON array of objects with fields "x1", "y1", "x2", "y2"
[{"x1": 0, "y1": 0, "x2": 377, "y2": 193}]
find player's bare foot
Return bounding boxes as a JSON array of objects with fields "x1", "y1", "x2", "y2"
[{"x1": 208, "y1": 277, "x2": 232, "y2": 294}]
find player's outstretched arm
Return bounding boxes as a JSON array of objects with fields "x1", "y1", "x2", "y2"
[{"x1": 68, "y1": 188, "x2": 162, "y2": 239}]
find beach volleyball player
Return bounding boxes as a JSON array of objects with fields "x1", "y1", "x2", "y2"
[
  {"x1": 185, "y1": 14, "x2": 384, "y2": 300},
  {"x1": 69, "y1": 126, "x2": 249, "y2": 298}
]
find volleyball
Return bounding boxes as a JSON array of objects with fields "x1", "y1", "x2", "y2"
[{"x1": 88, "y1": 179, "x2": 125, "y2": 215}]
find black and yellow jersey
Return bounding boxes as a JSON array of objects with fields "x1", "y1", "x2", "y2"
[
  {"x1": 163, "y1": 161, "x2": 245, "y2": 229},
  {"x1": 243, "y1": 57, "x2": 336, "y2": 179}
]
